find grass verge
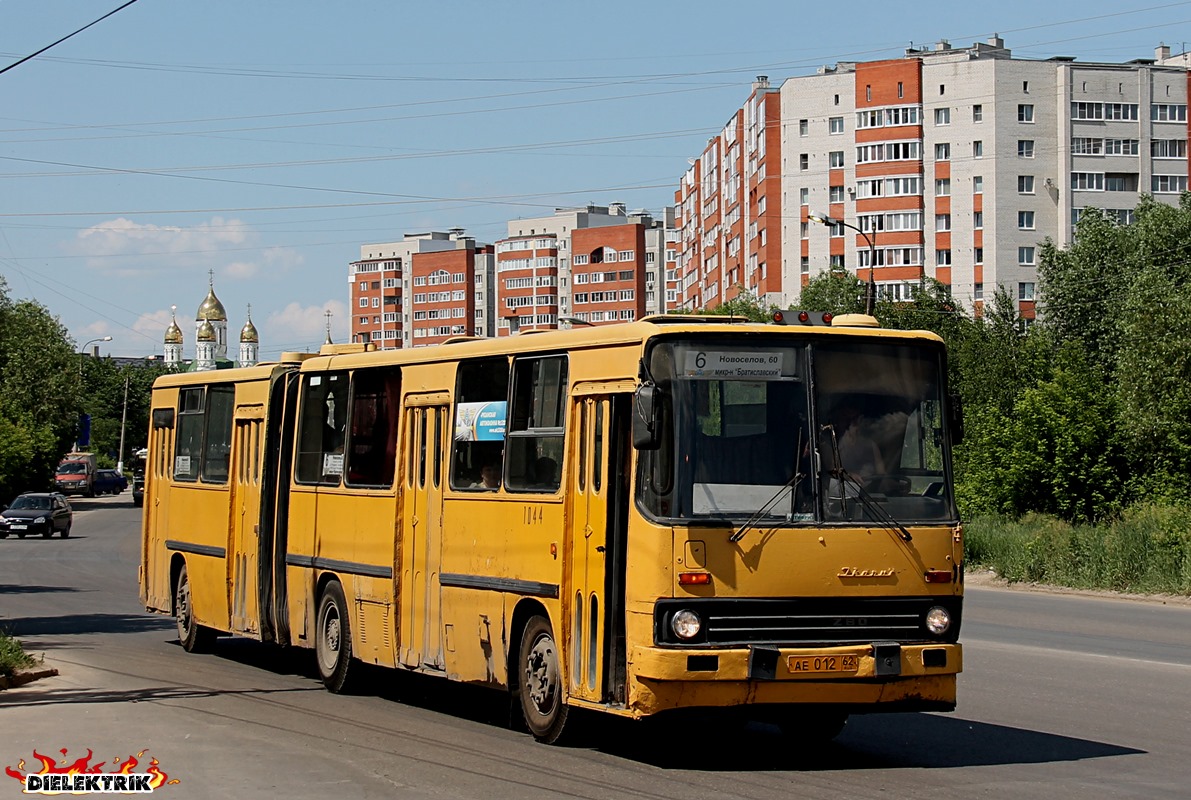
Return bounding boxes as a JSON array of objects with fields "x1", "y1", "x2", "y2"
[
  {"x1": 965, "y1": 504, "x2": 1191, "y2": 596},
  {"x1": 0, "y1": 629, "x2": 38, "y2": 678}
]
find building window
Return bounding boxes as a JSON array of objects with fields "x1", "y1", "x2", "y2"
[
  {"x1": 359, "y1": 298, "x2": 368, "y2": 307},
  {"x1": 800, "y1": 153, "x2": 809, "y2": 171},
  {"x1": 973, "y1": 175, "x2": 983, "y2": 194},
  {"x1": 935, "y1": 142, "x2": 950, "y2": 160},
  {"x1": 1072, "y1": 172, "x2": 1105, "y2": 191},
  {"x1": 935, "y1": 179, "x2": 951, "y2": 196},
  {"x1": 974, "y1": 248, "x2": 983, "y2": 264},
  {"x1": 1018, "y1": 175, "x2": 1035, "y2": 194},
  {"x1": 1152, "y1": 174, "x2": 1189, "y2": 193},
  {"x1": 935, "y1": 107, "x2": 950, "y2": 125},
  {"x1": 1152, "y1": 104, "x2": 1188, "y2": 122},
  {"x1": 935, "y1": 213, "x2": 951, "y2": 231},
  {"x1": 973, "y1": 140, "x2": 983, "y2": 158},
  {"x1": 829, "y1": 116, "x2": 844, "y2": 134},
  {"x1": 1018, "y1": 140, "x2": 1035, "y2": 158},
  {"x1": 866, "y1": 85, "x2": 871, "y2": 102},
  {"x1": 898, "y1": 82, "x2": 903, "y2": 98},
  {"x1": 829, "y1": 185, "x2": 845, "y2": 203},
  {"x1": 936, "y1": 249, "x2": 952, "y2": 266},
  {"x1": 973, "y1": 104, "x2": 983, "y2": 122},
  {"x1": 974, "y1": 282, "x2": 984, "y2": 300},
  {"x1": 1152, "y1": 139, "x2": 1188, "y2": 158},
  {"x1": 799, "y1": 187, "x2": 809, "y2": 205},
  {"x1": 799, "y1": 119, "x2": 808, "y2": 136},
  {"x1": 800, "y1": 256, "x2": 810, "y2": 274},
  {"x1": 1018, "y1": 104, "x2": 1034, "y2": 123},
  {"x1": 1019, "y1": 282, "x2": 1036, "y2": 301},
  {"x1": 830, "y1": 254, "x2": 845, "y2": 269},
  {"x1": 1018, "y1": 210, "x2": 1035, "y2": 230},
  {"x1": 1018, "y1": 246, "x2": 1036, "y2": 265},
  {"x1": 973, "y1": 211, "x2": 983, "y2": 229},
  {"x1": 829, "y1": 150, "x2": 845, "y2": 168}
]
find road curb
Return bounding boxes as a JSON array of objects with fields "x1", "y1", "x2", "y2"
[{"x1": 0, "y1": 666, "x2": 59, "y2": 690}]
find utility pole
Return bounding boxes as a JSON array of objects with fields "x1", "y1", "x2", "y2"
[{"x1": 116, "y1": 375, "x2": 129, "y2": 473}]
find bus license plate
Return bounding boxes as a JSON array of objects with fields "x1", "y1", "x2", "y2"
[{"x1": 787, "y1": 654, "x2": 859, "y2": 673}]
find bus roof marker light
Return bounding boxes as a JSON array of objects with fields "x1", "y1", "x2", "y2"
[
  {"x1": 772, "y1": 310, "x2": 785, "y2": 324},
  {"x1": 798, "y1": 311, "x2": 810, "y2": 323},
  {"x1": 822, "y1": 312, "x2": 834, "y2": 324}
]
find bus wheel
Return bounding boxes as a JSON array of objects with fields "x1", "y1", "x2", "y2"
[
  {"x1": 175, "y1": 564, "x2": 215, "y2": 653},
  {"x1": 517, "y1": 616, "x2": 570, "y2": 744},
  {"x1": 315, "y1": 581, "x2": 356, "y2": 693}
]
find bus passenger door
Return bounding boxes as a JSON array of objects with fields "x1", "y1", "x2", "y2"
[
  {"x1": 229, "y1": 404, "x2": 265, "y2": 635},
  {"x1": 400, "y1": 396, "x2": 449, "y2": 670},
  {"x1": 567, "y1": 390, "x2": 630, "y2": 704}
]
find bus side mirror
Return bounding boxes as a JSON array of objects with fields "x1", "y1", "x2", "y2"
[
  {"x1": 633, "y1": 383, "x2": 661, "y2": 450},
  {"x1": 948, "y1": 393, "x2": 964, "y2": 446}
]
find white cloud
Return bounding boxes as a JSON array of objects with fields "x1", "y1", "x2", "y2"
[
  {"x1": 264, "y1": 300, "x2": 349, "y2": 352},
  {"x1": 69, "y1": 217, "x2": 296, "y2": 278}
]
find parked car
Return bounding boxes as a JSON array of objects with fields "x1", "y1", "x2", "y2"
[
  {"x1": 0, "y1": 493, "x2": 73, "y2": 538},
  {"x1": 132, "y1": 474, "x2": 145, "y2": 507},
  {"x1": 93, "y1": 469, "x2": 128, "y2": 495}
]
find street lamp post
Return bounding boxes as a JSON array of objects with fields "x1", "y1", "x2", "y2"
[
  {"x1": 78, "y1": 336, "x2": 112, "y2": 373},
  {"x1": 808, "y1": 211, "x2": 877, "y2": 316}
]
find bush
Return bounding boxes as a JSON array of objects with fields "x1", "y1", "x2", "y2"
[
  {"x1": 965, "y1": 505, "x2": 1191, "y2": 595},
  {"x1": 0, "y1": 629, "x2": 37, "y2": 678}
]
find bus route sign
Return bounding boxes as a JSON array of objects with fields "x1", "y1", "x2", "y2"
[{"x1": 682, "y1": 350, "x2": 785, "y2": 380}]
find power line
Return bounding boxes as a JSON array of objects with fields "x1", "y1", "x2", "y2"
[{"x1": 0, "y1": 0, "x2": 141, "y2": 78}]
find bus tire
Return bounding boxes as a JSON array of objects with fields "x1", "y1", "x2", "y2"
[
  {"x1": 175, "y1": 563, "x2": 216, "y2": 653},
  {"x1": 315, "y1": 580, "x2": 356, "y2": 693},
  {"x1": 516, "y1": 615, "x2": 570, "y2": 744}
]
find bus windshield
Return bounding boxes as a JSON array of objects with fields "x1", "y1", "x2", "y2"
[{"x1": 638, "y1": 336, "x2": 957, "y2": 526}]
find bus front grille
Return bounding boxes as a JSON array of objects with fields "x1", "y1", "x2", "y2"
[{"x1": 653, "y1": 596, "x2": 962, "y2": 647}]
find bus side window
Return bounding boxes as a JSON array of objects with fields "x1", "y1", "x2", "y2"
[
  {"x1": 451, "y1": 357, "x2": 509, "y2": 491},
  {"x1": 295, "y1": 372, "x2": 349, "y2": 485},
  {"x1": 506, "y1": 355, "x2": 567, "y2": 492},
  {"x1": 200, "y1": 386, "x2": 234, "y2": 483},
  {"x1": 345, "y1": 367, "x2": 400, "y2": 488}
]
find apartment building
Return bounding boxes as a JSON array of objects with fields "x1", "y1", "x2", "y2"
[
  {"x1": 680, "y1": 37, "x2": 1190, "y2": 318},
  {"x1": 495, "y1": 204, "x2": 669, "y2": 335},
  {"x1": 676, "y1": 76, "x2": 783, "y2": 311},
  {"x1": 349, "y1": 230, "x2": 495, "y2": 349}
]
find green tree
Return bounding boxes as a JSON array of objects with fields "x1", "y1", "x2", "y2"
[
  {"x1": 79, "y1": 357, "x2": 170, "y2": 468},
  {"x1": 0, "y1": 278, "x2": 82, "y2": 500},
  {"x1": 797, "y1": 270, "x2": 866, "y2": 316},
  {"x1": 1005, "y1": 343, "x2": 1124, "y2": 522}
]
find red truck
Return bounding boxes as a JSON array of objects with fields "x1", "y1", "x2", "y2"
[{"x1": 55, "y1": 452, "x2": 98, "y2": 497}]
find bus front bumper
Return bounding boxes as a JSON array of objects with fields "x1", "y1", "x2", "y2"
[{"x1": 626, "y1": 642, "x2": 962, "y2": 715}]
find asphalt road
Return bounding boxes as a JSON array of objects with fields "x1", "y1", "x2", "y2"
[{"x1": 2, "y1": 497, "x2": 1189, "y2": 799}]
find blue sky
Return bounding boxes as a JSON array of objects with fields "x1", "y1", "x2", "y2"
[{"x1": 0, "y1": 1, "x2": 1187, "y2": 358}]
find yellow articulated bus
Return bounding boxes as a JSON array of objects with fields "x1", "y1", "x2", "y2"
[{"x1": 140, "y1": 313, "x2": 965, "y2": 743}]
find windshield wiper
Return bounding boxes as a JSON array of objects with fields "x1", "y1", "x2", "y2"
[
  {"x1": 832, "y1": 468, "x2": 913, "y2": 542},
  {"x1": 821, "y1": 423, "x2": 912, "y2": 543},
  {"x1": 729, "y1": 428, "x2": 804, "y2": 544}
]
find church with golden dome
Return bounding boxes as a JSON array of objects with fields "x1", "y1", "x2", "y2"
[{"x1": 163, "y1": 275, "x2": 260, "y2": 371}]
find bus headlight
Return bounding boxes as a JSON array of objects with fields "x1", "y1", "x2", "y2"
[
  {"x1": 670, "y1": 609, "x2": 702, "y2": 640},
  {"x1": 924, "y1": 606, "x2": 951, "y2": 635}
]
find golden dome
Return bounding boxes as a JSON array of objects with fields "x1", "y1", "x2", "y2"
[
  {"x1": 196, "y1": 284, "x2": 227, "y2": 322},
  {"x1": 240, "y1": 317, "x2": 259, "y2": 344},
  {"x1": 164, "y1": 316, "x2": 183, "y2": 344},
  {"x1": 197, "y1": 319, "x2": 216, "y2": 342}
]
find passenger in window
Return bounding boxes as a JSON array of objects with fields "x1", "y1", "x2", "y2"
[
  {"x1": 471, "y1": 459, "x2": 501, "y2": 490},
  {"x1": 532, "y1": 456, "x2": 558, "y2": 489}
]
